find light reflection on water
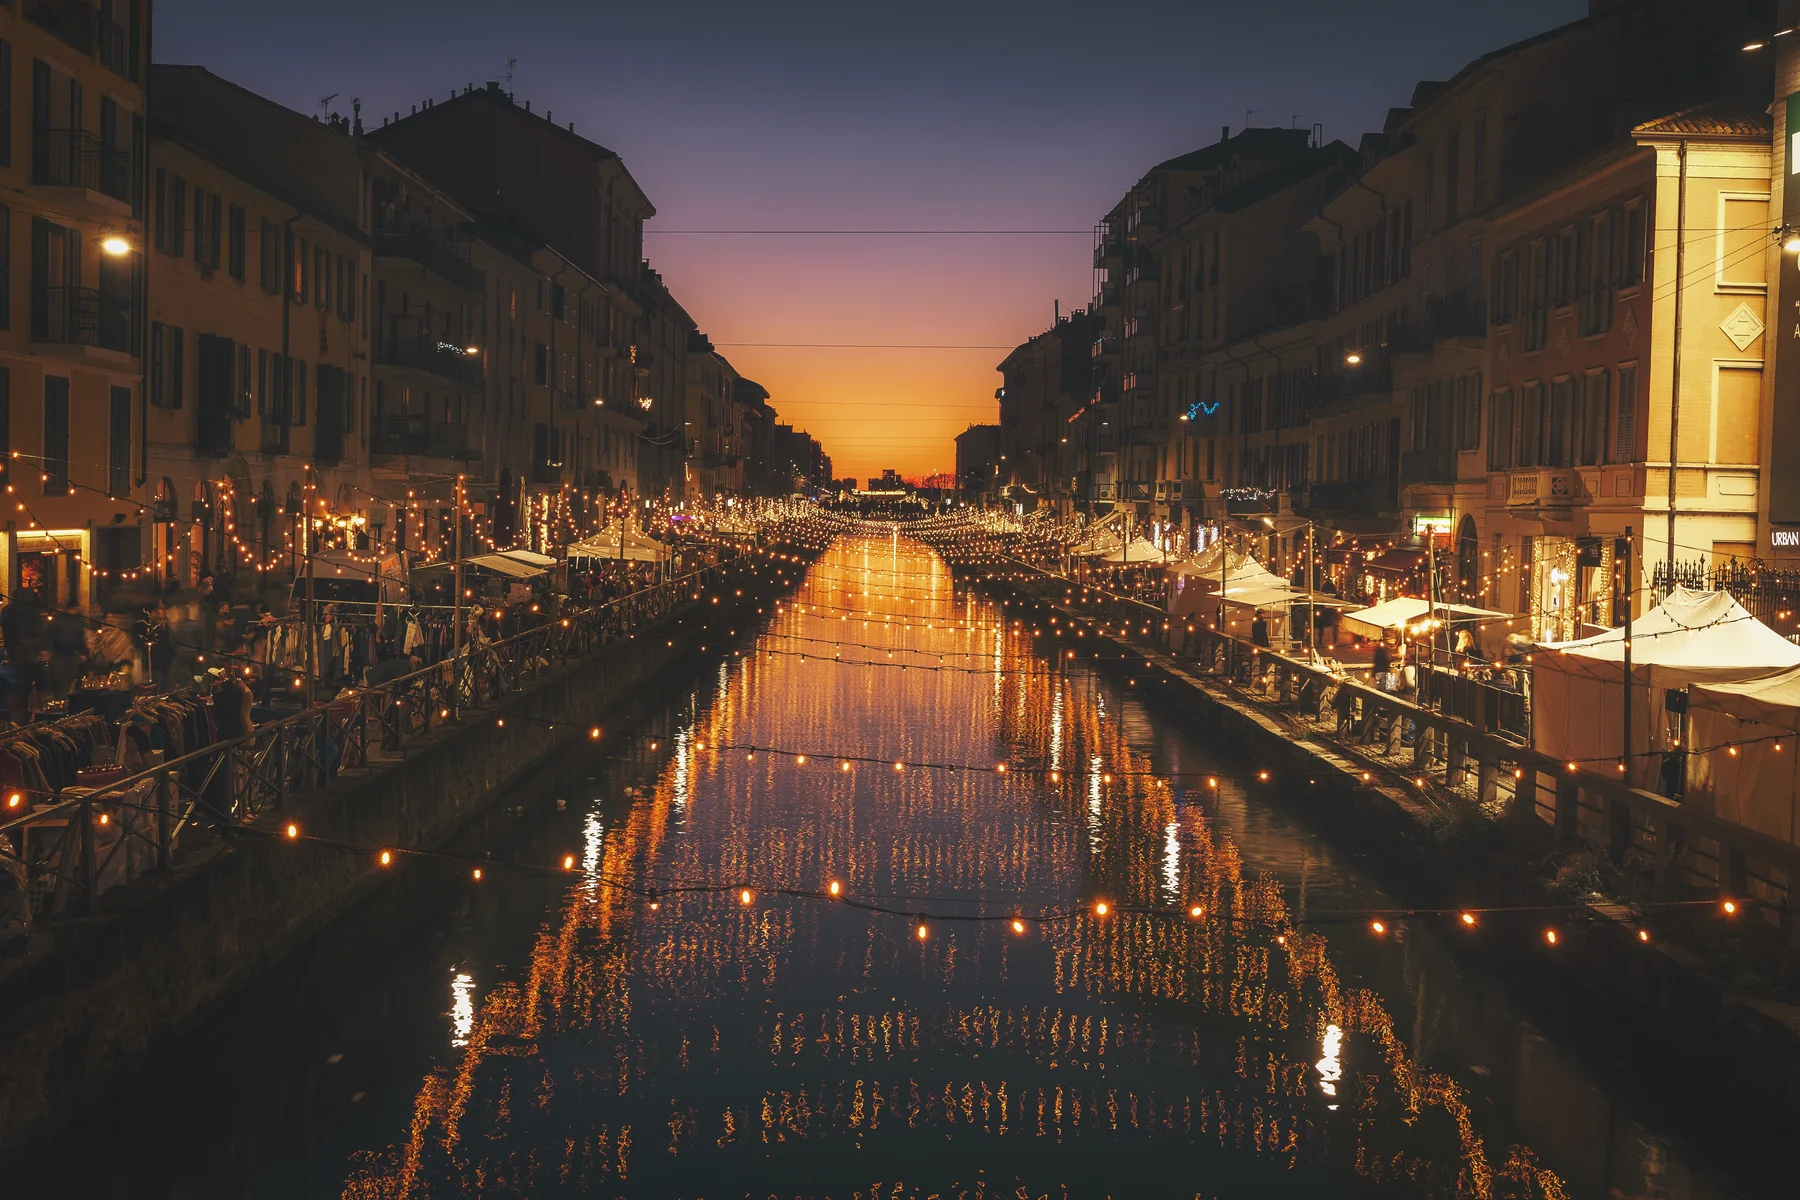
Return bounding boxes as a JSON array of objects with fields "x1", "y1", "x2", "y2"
[{"x1": 328, "y1": 537, "x2": 1740, "y2": 1200}]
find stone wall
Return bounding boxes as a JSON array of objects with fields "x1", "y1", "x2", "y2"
[{"x1": 0, "y1": 579, "x2": 786, "y2": 1161}]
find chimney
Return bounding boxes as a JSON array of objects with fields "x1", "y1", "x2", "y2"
[
  {"x1": 486, "y1": 80, "x2": 500, "y2": 93},
  {"x1": 1221, "y1": 124, "x2": 1230, "y2": 141},
  {"x1": 352, "y1": 98, "x2": 362, "y2": 136},
  {"x1": 524, "y1": 100, "x2": 531, "y2": 112}
]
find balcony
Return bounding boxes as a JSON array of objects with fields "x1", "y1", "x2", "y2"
[
  {"x1": 1126, "y1": 206, "x2": 1160, "y2": 238},
  {"x1": 1316, "y1": 358, "x2": 1393, "y2": 406},
  {"x1": 1505, "y1": 468, "x2": 1583, "y2": 510},
  {"x1": 1118, "y1": 480, "x2": 1153, "y2": 502},
  {"x1": 1395, "y1": 289, "x2": 1487, "y2": 352},
  {"x1": 25, "y1": 0, "x2": 95, "y2": 55},
  {"x1": 378, "y1": 336, "x2": 483, "y2": 385},
  {"x1": 373, "y1": 224, "x2": 485, "y2": 292},
  {"x1": 1090, "y1": 334, "x2": 1119, "y2": 360},
  {"x1": 1094, "y1": 283, "x2": 1121, "y2": 310},
  {"x1": 1093, "y1": 232, "x2": 1125, "y2": 267},
  {"x1": 372, "y1": 417, "x2": 481, "y2": 462},
  {"x1": 32, "y1": 129, "x2": 134, "y2": 208},
  {"x1": 1400, "y1": 444, "x2": 1455, "y2": 485},
  {"x1": 1305, "y1": 478, "x2": 1395, "y2": 516},
  {"x1": 31, "y1": 286, "x2": 137, "y2": 354}
]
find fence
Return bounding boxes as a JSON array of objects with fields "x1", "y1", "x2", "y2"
[
  {"x1": 1001, "y1": 558, "x2": 1800, "y2": 940},
  {"x1": 0, "y1": 555, "x2": 734, "y2": 929},
  {"x1": 1654, "y1": 559, "x2": 1800, "y2": 639}
]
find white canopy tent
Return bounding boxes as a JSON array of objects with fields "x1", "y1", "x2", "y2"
[
  {"x1": 497, "y1": 548, "x2": 558, "y2": 568},
  {"x1": 463, "y1": 553, "x2": 547, "y2": 579},
  {"x1": 566, "y1": 529, "x2": 671, "y2": 564},
  {"x1": 1532, "y1": 587, "x2": 1800, "y2": 789},
  {"x1": 1095, "y1": 538, "x2": 1166, "y2": 564},
  {"x1": 1340, "y1": 596, "x2": 1507, "y2": 639},
  {"x1": 1687, "y1": 669, "x2": 1800, "y2": 846},
  {"x1": 1167, "y1": 546, "x2": 1291, "y2": 618}
]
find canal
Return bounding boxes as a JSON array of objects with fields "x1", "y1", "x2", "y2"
[{"x1": 17, "y1": 534, "x2": 1775, "y2": 1198}]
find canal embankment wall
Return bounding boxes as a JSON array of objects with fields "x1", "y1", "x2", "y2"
[
  {"x1": 0, "y1": 568, "x2": 800, "y2": 1163},
  {"x1": 995, "y1": 580, "x2": 1800, "y2": 1136}
]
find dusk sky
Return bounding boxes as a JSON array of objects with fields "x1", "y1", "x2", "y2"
[{"x1": 161, "y1": 0, "x2": 1579, "y2": 484}]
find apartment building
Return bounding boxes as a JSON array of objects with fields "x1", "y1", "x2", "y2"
[
  {"x1": 684, "y1": 331, "x2": 737, "y2": 499},
  {"x1": 367, "y1": 85, "x2": 687, "y2": 503},
  {"x1": 0, "y1": 1, "x2": 147, "y2": 609},
  {"x1": 145, "y1": 76, "x2": 370, "y2": 592},
  {"x1": 1145, "y1": 131, "x2": 1354, "y2": 534},
  {"x1": 995, "y1": 309, "x2": 1096, "y2": 515}
]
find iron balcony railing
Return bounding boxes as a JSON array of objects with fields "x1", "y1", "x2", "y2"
[
  {"x1": 32, "y1": 128, "x2": 134, "y2": 201},
  {"x1": 31, "y1": 285, "x2": 138, "y2": 352},
  {"x1": 372, "y1": 224, "x2": 486, "y2": 293},
  {"x1": 378, "y1": 335, "x2": 484, "y2": 385},
  {"x1": 0, "y1": 556, "x2": 739, "y2": 930}
]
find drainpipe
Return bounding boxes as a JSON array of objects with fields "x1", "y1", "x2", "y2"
[{"x1": 1664, "y1": 141, "x2": 1687, "y2": 574}]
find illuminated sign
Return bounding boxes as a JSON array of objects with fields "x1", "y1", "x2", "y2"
[{"x1": 1774, "y1": 529, "x2": 1800, "y2": 548}]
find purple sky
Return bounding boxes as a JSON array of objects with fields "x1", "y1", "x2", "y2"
[{"x1": 158, "y1": 0, "x2": 1582, "y2": 481}]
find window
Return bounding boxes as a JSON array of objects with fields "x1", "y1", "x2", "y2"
[
  {"x1": 551, "y1": 282, "x2": 566, "y2": 320},
  {"x1": 1491, "y1": 248, "x2": 1517, "y2": 324},
  {"x1": 149, "y1": 322, "x2": 183, "y2": 408},
  {"x1": 314, "y1": 245, "x2": 327, "y2": 310},
  {"x1": 42, "y1": 375, "x2": 68, "y2": 494},
  {"x1": 1523, "y1": 240, "x2": 1547, "y2": 351},
  {"x1": 236, "y1": 342, "x2": 252, "y2": 416},
  {"x1": 1615, "y1": 363, "x2": 1637, "y2": 461},
  {"x1": 292, "y1": 235, "x2": 305, "y2": 302},
  {"x1": 1553, "y1": 227, "x2": 1576, "y2": 308},
  {"x1": 228, "y1": 204, "x2": 246, "y2": 280},
  {"x1": 1547, "y1": 376, "x2": 1573, "y2": 467},
  {"x1": 290, "y1": 358, "x2": 307, "y2": 425},
  {"x1": 1577, "y1": 369, "x2": 1608, "y2": 467},
  {"x1": 1719, "y1": 195, "x2": 1770, "y2": 290},
  {"x1": 109, "y1": 385, "x2": 130, "y2": 497},
  {"x1": 1443, "y1": 129, "x2": 1459, "y2": 225},
  {"x1": 193, "y1": 187, "x2": 209, "y2": 264},
  {"x1": 1488, "y1": 387, "x2": 1514, "y2": 471},
  {"x1": 1581, "y1": 210, "x2": 1613, "y2": 336},
  {"x1": 257, "y1": 348, "x2": 270, "y2": 417},
  {"x1": 1518, "y1": 382, "x2": 1544, "y2": 468},
  {"x1": 158, "y1": 172, "x2": 186, "y2": 257},
  {"x1": 1422, "y1": 150, "x2": 1435, "y2": 230},
  {"x1": 0, "y1": 203, "x2": 9, "y2": 331},
  {"x1": 258, "y1": 218, "x2": 278, "y2": 292},
  {"x1": 533, "y1": 342, "x2": 549, "y2": 385},
  {"x1": 0, "y1": 369, "x2": 9, "y2": 485},
  {"x1": 1622, "y1": 199, "x2": 1647, "y2": 288},
  {"x1": 1472, "y1": 117, "x2": 1487, "y2": 211},
  {"x1": 0, "y1": 40, "x2": 12, "y2": 169},
  {"x1": 1409, "y1": 385, "x2": 1427, "y2": 450},
  {"x1": 1457, "y1": 370, "x2": 1482, "y2": 451}
]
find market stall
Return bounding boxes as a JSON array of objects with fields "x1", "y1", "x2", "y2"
[
  {"x1": 1532, "y1": 587, "x2": 1800, "y2": 790},
  {"x1": 1340, "y1": 597, "x2": 1506, "y2": 639},
  {"x1": 1686, "y1": 668, "x2": 1800, "y2": 845},
  {"x1": 566, "y1": 528, "x2": 670, "y2": 564}
]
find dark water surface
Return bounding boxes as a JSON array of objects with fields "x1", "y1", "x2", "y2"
[{"x1": 18, "y1": 536, "x2": 1773, "y2": 1199}]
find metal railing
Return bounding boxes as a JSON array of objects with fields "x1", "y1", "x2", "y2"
[
  {"x1": 32, "y1": 128, "x2": 134, "y2": 200},
  {"x1": 377, "y1": 335, "x2": 483, "y2": 386},
  {"x1": 372, "y1": 226, "x2": 486, "y2": 292},
  {"x1": 0, "y1": 555, "x2": 740, "y2": 929},
  {"x1": 30, "y1": 285, "x2": 138, "y2": 351},
  {"x1": 1002, "y1": 561, "x2": 1800, "y2": 940}
]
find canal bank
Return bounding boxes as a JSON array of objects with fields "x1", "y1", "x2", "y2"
[
  {"x1": 6, "y1": 532, "x2": 1777, "y2": 1199},
  {"x1": 0, "y1": 548, "x2": 814, "y2": 1164},
  {"x1": 980, "y1": 571, "x2": 1800, "y2": 1147}
]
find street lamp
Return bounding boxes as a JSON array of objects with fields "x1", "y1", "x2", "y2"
[{"x1": 100, "y1": 234, "x2": 133, "y2": 257}]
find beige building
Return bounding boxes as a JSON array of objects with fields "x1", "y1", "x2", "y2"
[{"x1": 0, "y1": 2, "x2": 148, "y2": 610}]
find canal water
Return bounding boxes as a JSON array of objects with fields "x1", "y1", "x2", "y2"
[{"x1": 18, "y1": 535, "x2": 1774, "y2": 1198}]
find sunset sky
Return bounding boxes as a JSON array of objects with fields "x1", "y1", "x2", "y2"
[{"x1": 162, "y1": 0, "x2": 1576, "y2": 485}]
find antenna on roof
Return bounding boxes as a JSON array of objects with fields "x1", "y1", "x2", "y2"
[
  {"x1": 1244, "y1": 108, "x2": 1258, "y2": 130},
  {"x1": 1290, "y1": 112, "x2": 1304, "y2": 128},
  {"x1": 318, "y1": 92, "x2": 339, "y2": 117},
  {"x1": 505, "y1": 56, "x2": 516, "y2": 97}
]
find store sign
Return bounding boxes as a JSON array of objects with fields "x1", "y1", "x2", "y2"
[
  {"x1": 1773, "y1": 529, "x2": 1800, "y2": 549},
  {"x1": 1771, "y1": 93, "x2": 1800, "y2": 525},
  {"x1": 1411, "y1": 515, "x2": 1453, "y2": 537}
]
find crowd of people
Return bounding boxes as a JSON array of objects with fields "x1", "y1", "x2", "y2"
[{"x1": 0, "y1": 555, "x2": 682, "y2": 730}]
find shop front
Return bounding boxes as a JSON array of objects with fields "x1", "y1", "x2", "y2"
[
  {"x1": 1530, "y1": 534, "x2": 1625, "y2": 644},
  {"x1": 2, "y1": 529, "x2": 91, "y2": 612}
]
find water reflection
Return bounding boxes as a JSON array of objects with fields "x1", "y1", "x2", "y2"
[{"x1": 339, "y1": 536, "x2": 1588, "y2": 1199}]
